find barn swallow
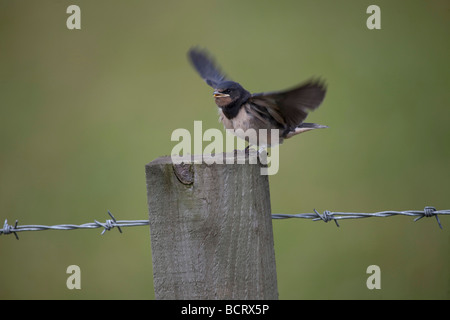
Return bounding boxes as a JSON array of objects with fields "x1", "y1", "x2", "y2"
[{"x1": 188, "y1": 48, "x2": 327, "y2": 149}]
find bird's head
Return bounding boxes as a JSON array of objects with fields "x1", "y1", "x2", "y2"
[{"x1": 213, "y1": 81, "x2": 250, "y2": 108}]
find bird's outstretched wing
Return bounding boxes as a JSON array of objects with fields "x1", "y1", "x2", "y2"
[
  {"x1": 249, "y1": 80, "x2": 327, "y2": 128},
  {"x1": 188, "y1": 48, "x2": 228, "y2": 88}
]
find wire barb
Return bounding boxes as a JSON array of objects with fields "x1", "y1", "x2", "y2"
[
  {"x1": 94, "y1": 211, "x2": 123, "y2": 235},
  {"x1": 413, "y1": 206, "x2": 442, "y2": 229},
  {"x1": 1, "y1": 219, "x2": 19, "y2": 240},
  {"x1": 313, "y1": 209, "x2": 340, "y2": 227}
]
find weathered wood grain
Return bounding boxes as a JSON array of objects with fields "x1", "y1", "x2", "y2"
[{"x1": 146, "y1": 153, "x2": 278, "y2": 300}]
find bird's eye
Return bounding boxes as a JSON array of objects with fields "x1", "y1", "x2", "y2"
[{"x1": 223, "y1": 89, "x2": 231, "y2": 94}]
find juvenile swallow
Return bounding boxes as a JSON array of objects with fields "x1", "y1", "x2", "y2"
[{"x1": 188, "y1": 48, "x2": 327, "y2": 149}]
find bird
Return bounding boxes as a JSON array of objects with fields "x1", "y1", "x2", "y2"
[{"x1": 188, "y1": 47, "x2": 327, "y2": 151}]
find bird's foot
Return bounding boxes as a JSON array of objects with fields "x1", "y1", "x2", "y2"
[{"x1": 257, "y1": 146, "x2": 269, "y2": 156}]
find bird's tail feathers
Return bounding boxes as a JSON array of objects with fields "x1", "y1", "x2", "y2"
[
  {"x1": 298, "y1": 122, "x2": 328, "y2": 129},
  {"x1": 284, "y1": 123, "x2": 328, "y2": 139}
]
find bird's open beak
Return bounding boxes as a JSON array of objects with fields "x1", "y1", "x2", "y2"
[{"x1": 213, "y1": 91, "x2": 230, "y2": 98}]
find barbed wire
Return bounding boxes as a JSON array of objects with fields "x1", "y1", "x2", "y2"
[
  {"x1": 0, "y1": 211, "x2": 149, "y2": 240},
  {"x1": 0, "y1": 206, "x2": 448, "y2": 240},
  {"x1": 272, "y1": 206, "x2": 448, "y2": 229}
]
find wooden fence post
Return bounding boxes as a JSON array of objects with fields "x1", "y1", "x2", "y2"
[{"x1": 145, "y1": 153, "x2": 278, "y2": 300}]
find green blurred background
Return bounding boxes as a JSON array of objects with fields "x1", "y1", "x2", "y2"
[{"x1": 1, "y1": 0, "x2": 449, "y2": 299}]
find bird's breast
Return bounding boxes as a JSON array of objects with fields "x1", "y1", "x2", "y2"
[
  {"x1": 218, "y1": 105, "x2": 281, "y2": 147},
  {"x1": 218, "y1": 106, "x2": 251, "y2": 132}
]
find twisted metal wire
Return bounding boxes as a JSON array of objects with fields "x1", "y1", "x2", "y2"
[
  {"x1": 1, "y1": 206, "x2": 448, "y2": 240},
  {"x1": 272, "y1": 206, "x2": 448, "y2": 229},
  {"x1": 1, "y1": 211, "x2": 149, "y2": 240}
]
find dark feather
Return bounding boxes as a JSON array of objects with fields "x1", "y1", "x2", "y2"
[
  {"x1": 249, "y1": 80, "x2": 327, "y2": 128},
  {"x1": 188, "y1": 48, "x2": 228, "y2": 88}
]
